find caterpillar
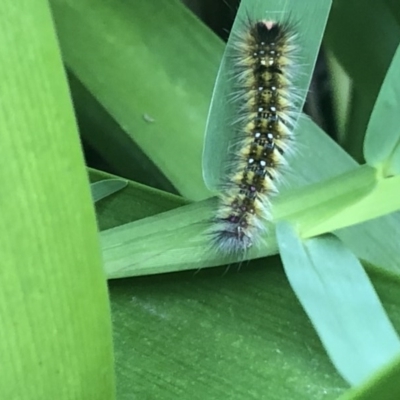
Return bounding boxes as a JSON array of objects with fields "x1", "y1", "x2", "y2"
[{"x1": 211, "y1": 19, "x2": 299, "y2": 255}]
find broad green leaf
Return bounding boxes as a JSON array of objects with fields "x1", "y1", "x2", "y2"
[
  {"x1": 91, "y1": 179, "x2": 127, "y2": 203},
  {"x1": 364, "y1": 43, "x2": 400, "y2": 176},
  {"x1": 50, "y1": 0, "x2": 220, "y2": 200},
  {"x1": 69, "y1": 74, "x2": 178, "y2": 194},
  {"x1": 202, "y1": 0, "x2": 332, "y2": 189},
  {"x1": 110, "y1": 257, "x2": 348, "y2": 399},
  {"x1": 276, "y1": 222, "x2": 400, "y2": 385},
  {"x1": 107, "y1": 255, "x2": 400, "y2": 399},
  {"x1": 0, "y1": 1, "x2": 114, "y2": 399}
]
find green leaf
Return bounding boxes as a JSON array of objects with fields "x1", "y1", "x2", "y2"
[
  {"x1": 95, "y1": 167, "x2": 400, "y2": 398},
  {"x1": 325, "y1": 0, "x2": 400, "y2": 161},
  {"x1": 273, "y1": 164, "x2": 377, "y2": 236},
  {"x1": 0, "y1": 1, "x2": 115, "y2": 399},
  {"x1": 364, "y1": 43, "x2": 400, "y2": 176},
  {"x1": 101, "y1": 199, "x2": 216, "y2": 278},
  {"x1": 108, "y1": 256, "x2": 400, "y2": 399},
  {"x1": 274, "y1": 164, "x2": 400, "y2": 238},
  {"x1": 68, "y1": 73, "x2": 178, "y2": 194},
  {"x1": 101, "y1": 118, "x2": 400, "y2": 279},
  {"x1": 202, "y1": 0, "x2": 332, "y2": 189},
  {"x1": 276, "y1": 222, "x2": 400, "y2": 385},
  {"x1": 325, "y1": 49, "x2": 352, "y2": 141},
  {"x1": 89, "y1": 168, "x2": 188, "y2": 231},
  {"x1": 339, "y1": 354, "x2": 400, "y2": 400},
  {"x1": 390, "y1": 143, "x2": 400, "y2": 175},
  {"x1": 110, "y1": 257, "x2": 349, "y2": 399},
  {"x1": 51, "y1": 0, "x2": 220, "y2": 200},
  {"x1": 91, "y1": 179, "x2": 127, "y2": 203}
]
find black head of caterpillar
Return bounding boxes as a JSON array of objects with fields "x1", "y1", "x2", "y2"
[{"x1": 211, "y1": 20, "x2": 299, "y2": 256}]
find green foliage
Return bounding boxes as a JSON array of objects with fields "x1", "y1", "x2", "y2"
[
  {"x1": 325, "y1": 0, "x2": 400, "y2": 161},
  {"x1": 0, "y1": 1, "x2": 115, "y2": 399},
  {"x1": 277, "y1": 223, "x2": 400, "y2": 385},
  {"x1": 91, "y1": 179, "x2": 127, "y2": 203},
  {"x1": 203, "y1": 0, "x2": 332, "y2": 189},
  {"x1": 3, "y1": 0, "x2": 400, "y2": 398},
  {"x1": 339, "y1": 355, "x2": 400, "y2": 400},
  {"x1": 51, "y1": 0, "x2": 219, "y2": 200},
  {"x1": 364, "y1": 43, "x2": 400, "y2": 176}
]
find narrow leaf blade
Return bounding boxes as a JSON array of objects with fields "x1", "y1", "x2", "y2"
[
  {"x1": 276, "y1": 221, "x2": 400, "y2": 385},
  {"x1": 202, "y1": 0, "x2": 332, "y2": 189},
  {"x1": 0, "y1": 1, "x2": 115, "y2": 398},
  {"x1": 364, "y1": 43, "x2": 400, "y2": 174}
]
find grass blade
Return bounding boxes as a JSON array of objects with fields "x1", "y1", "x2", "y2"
[{"x1": 276, "y1": 221, "x2": 400, "y2": 385}]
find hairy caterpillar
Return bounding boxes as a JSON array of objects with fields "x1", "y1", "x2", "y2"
[{"x1": 211, "y1": 20, "x2": 299, "y2": 254}]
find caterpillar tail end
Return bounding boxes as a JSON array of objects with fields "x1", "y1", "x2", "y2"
[{"x1": 211, "y1": 224, "x2": 253, "y2": 256}]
